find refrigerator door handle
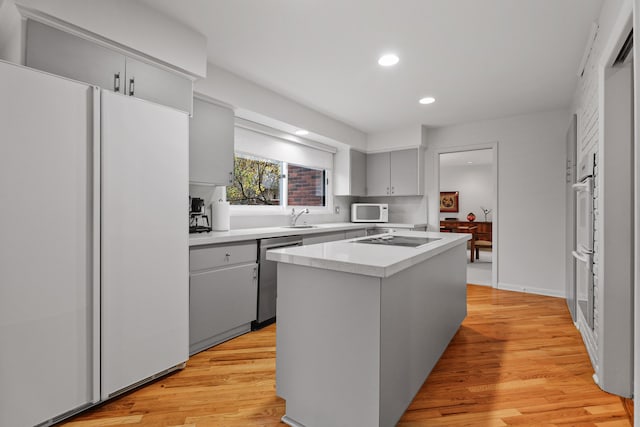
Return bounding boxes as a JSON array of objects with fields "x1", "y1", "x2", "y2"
[{"x1": 113, "y1": 73, "x2": 120, "y2": 93}]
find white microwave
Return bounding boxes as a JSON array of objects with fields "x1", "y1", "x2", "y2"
[{"x1": 351, "y1": 203, "x2": 388, "y2": 223}]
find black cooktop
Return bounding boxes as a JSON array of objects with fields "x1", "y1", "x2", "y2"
[{"x1": 354, "y1": 235, "x2": 441, "y2": 247}]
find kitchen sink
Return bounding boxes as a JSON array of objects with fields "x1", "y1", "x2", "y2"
[{"x1": 284, "y1": 225, "x2": 317, "y2": 229}]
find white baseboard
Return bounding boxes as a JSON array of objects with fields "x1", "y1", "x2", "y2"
[{"x1": 496, "y1": 282, "x2": 566, "y2": 299}]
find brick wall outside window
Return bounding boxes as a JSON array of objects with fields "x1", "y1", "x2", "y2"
[{"x1": 288, "y1": 165, "x2": 325, "y2": 206}]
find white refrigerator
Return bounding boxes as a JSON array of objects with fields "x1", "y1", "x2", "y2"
[{"x1": 0, "y1": 60, "x2": 189, "y2": 426}]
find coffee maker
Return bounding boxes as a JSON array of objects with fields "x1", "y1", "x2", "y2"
[{"x1": 189, "y1": 197, "x2": 211, "y2": 233}]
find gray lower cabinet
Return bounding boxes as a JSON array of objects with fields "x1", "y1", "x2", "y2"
[
  {"x1": 303, "y1": 229, "x2": 367, "y2": 245},
  {"x1": 345, "y1": 229, "x2": 367, "y2": 239},
  {"x1": 189, "y1": 241, "x2": 258, "y2": 355},
  {"x1": 302, "y1": 231, "x2": 347, "y2": 245},
  {"x1": 26, "y1": 19, "x2": 193, "y2": 113}
]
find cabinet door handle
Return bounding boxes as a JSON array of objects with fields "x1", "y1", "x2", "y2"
[
  {"x1": 128, "y1": 78, "x2": 135, "y2": 96},
  {"x1": 113, "y1": 73, "x2": 120, "y2": 92},
  {"x1": 228, "y1": 171, "x2": 234, "y2": 185},
  {"x1": 253, "y1": 267, "x2": 258, "y2": 279},
  {"x1": 386, "y1": 187, "x2": 390, "y2": 195},
  {"x1": 391, "y1": 186, "x2": 395, "y2": 194}
]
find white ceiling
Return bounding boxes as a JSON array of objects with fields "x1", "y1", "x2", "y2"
[{"x1": 140, "y1": 0, "x2": 603, "y2": 134}]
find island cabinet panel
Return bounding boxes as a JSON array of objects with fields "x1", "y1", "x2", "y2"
[
  {"x1": 276, "y1": 266, "x2": 382, "y2": 427},
  {"x1": 379, "y1": 248, "x2": 467, "y2": 426},
  {"x1": 275, "y1": 243, "x2": 467, "y2": 427},
  {"x1": 189, "y1": 241, "x2": 258, "y2": 355}
]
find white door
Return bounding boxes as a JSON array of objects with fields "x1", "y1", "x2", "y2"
[
  {"x1": 101, "y1": 91, "x2": 189, "y2": 398},
  {"x1": 0, "y1": 61, "x2": 98, "y2": 426}
]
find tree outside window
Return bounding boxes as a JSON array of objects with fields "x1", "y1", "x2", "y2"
[
  {"x1": 227, "y1": 154, "x2": 327, "y2": 208},
  {"x1": 227, "y1": 154, "x2": 282, "y2": 205}
]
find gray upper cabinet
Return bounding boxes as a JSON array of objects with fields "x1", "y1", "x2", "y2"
[
  {"x1": 366, "y1": 152, "x2": 391, "y2": 196},
  {"x1": 366, "y1": 149, "x2": 423, "y2": 196},
  {"x1": 390, "y1": 148, "x2": 420, "y2": 195},
  {"x1": 124, "y1": 57, "x2": 192, "y2": 113},
  {"x1": 25, "y1": 20, "x2": 193, "y2": 113},
  {"x1": 334, "y1": 148, "x2": 366, "y2": 196},
  {"x1": 189, "y1": 97, "x2": 235, "y2": 186},
  {"x1": 350, "y1": 150, "x2": 367, "y2": 196},
  {"x1": 26, "y1": 20, "x2": 125, "y2": 92}
]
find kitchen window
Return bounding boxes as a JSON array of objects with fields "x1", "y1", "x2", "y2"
[
  {"x1": 228, "y1": 123, "x2": 334, "y2": 213},
  {"x1": 227, "y1": 154, "x2": 327, "y2": 208}
]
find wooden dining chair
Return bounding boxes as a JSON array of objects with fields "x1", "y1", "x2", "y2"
[{"x1": 474, "y1": 240, "x2": 492, "y2": 259}]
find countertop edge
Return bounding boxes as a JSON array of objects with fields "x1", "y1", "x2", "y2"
[
  {"x1": 188, "y1": 222, "x2": 428, "y2": 246},
  {"x1": 266, "y1": 232, "x2": 470, "y2": 278}
]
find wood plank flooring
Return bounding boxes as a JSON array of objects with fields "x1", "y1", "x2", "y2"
[{"x1": 61, "y1": 285, "x2": 632, "y2": 426}]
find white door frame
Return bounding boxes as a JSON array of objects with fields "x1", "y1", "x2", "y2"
[{"x1": 429, "y1": 141, "x2": 498, "y2": 287}]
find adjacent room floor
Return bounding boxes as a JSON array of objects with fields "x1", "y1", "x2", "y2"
[
  {"x1": 467, "y1": 248, "x2": 492, "y2": 286},
  {"x1": 62, "y1": 285, "x2": 632, "y2": 426}
]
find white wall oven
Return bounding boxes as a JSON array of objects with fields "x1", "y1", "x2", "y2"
[{"x1": 571, "y1": 153, "x2": 594, "y2": 329}]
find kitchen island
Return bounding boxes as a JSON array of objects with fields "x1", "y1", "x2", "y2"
[{"x1": 267, "y1": 231, "x2": 470, "y2": 427}]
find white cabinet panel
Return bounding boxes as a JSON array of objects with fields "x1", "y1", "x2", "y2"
[
  {"x1": 101, "y1": 91, "x2": 189, "y2": 398},
  {"x1": 0, "y1": 61, "x2": 97, "y2": 427},
  {"x1": 189, "y1": 98, "x2": 235, "y2": 185},
  {"x1": 335, "y1": 149, "x2": 367, "y2": 196}
]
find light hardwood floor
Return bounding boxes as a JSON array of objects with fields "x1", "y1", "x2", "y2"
[{"x1": 62, "y1": 285, "x2": 633, "y2": 426}]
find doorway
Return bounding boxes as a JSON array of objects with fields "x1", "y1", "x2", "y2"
[{"x1": 437, "y1": 147, "x2": 497, "y2": 286}]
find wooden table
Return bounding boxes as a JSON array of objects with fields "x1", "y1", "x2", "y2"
[{"x1": 441, "y1": 224, "x2": 477, "y2": 262}]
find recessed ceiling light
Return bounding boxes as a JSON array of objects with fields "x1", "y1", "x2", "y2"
[
  {"x1": 467, "y1": 161, "x2": 473, "y2": 164},
  {"x1": 295, "y1": 129, "x2": 309, "y2": 136},
  {"x1": 419, "y1": 96, "x2": 436, "y2": 105},
  {"x1": 378, "y1": 54, "x2": 399, "y2": 67}
]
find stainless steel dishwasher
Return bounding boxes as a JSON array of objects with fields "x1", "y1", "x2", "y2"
[{"x1": 253, "y1": 235, "x2": 303, "y2": 329}]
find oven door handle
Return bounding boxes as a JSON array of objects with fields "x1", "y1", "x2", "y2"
[
  {"x1": 572, "y1": 178, "x2": 592, "y2": 193},
  {"x1": 571, "y1": 250, "x2": 591, "y2": 264}
]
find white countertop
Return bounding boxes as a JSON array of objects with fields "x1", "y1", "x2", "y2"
[
  {"x1": 188, "y1": 222, "x2": 427, "y2": 246},
  {"x1": 266, "y1": 231, "x2": 469, "y2": 278}
]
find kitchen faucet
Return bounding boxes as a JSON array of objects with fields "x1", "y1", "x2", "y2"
[{"x1": 290, "y1": 208, "x2": 309, "y2": 226}]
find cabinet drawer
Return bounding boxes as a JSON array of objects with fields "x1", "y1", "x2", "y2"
[
  {"x1": 190, "y1": 241, "x2": 257, "y2": 271},
  {"x1": 190, "y1": 263, "x2": 258, "y2": 348}
]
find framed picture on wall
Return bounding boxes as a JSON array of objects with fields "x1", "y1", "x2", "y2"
[{"x1": 440, "y1": 191, "x2": 459, "y2": 212}]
